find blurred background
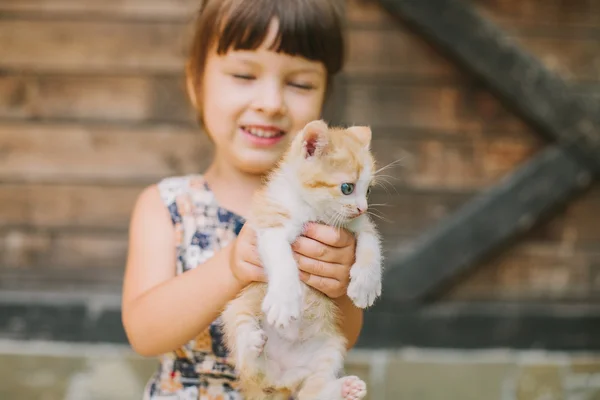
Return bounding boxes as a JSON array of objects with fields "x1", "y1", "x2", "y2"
[{"x1": 0, "y1": 0, "x2": 599, "y2": 399}]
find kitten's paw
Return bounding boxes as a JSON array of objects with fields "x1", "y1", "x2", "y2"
[
  {"x1": 236, "y1": 329, "x2": 267, "y2": 369},
  {"x1": 341, "y1": 376, "x2": 367, "y2": 400},
  {"x1": 245, "y1": 329, "x2": 267, "y2": 356},
  {"x1": 347, "y1": 264, "x2": 382, "y2": 308},
  {"x1": 261, "y1": 282, "x2": 302, "y2": 330}
]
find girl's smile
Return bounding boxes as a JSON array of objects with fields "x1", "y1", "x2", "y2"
[{"x1": 239, "y1": 124, "x2": 287, "y2": 147}]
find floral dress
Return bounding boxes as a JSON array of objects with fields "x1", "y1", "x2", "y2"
[{"x1": 143, "y1": 174, "x2": 246, "y2": 400}]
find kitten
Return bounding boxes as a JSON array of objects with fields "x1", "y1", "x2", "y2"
[{"x1": 221, "y1": 120, "x2": 383, "y2": 400}]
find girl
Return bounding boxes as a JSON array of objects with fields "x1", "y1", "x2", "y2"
[{"x1": 121, "y1": 0, "x2": 363, "y2": 398}]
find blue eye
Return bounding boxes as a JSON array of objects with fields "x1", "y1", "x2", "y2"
[{"x1": 341, "y1": 183, "x2": 355, "y2": 195}]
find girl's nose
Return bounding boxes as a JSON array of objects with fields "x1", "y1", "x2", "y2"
[{"x1": 253, "y1": 81, "x2": 285, "y2": 116}]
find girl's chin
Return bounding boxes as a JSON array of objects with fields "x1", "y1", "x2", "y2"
[{"x1": 233, "y1": 151, "x2": 283, "y2": 175}]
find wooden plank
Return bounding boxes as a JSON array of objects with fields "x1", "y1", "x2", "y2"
[
  {"x1": 472, "y1": 0, "x2": 600, "y2": 30},
  {"x1": 0, "y1": 120, "x2": 540, "y2": 190},
  {"x1": 349, "y1": 0, "x2": 600, "y2": 30},
  {"x1": 516, "y1": 36, "x2": 600, "y2": 83},
  {"x1": 1, "y1": 229, "x2": 128, "y2": 271},
  {"x1": 443, "y1": 241, "x2": 600, "y2": 301},
  {"x1": 0, "y1": 184, "x2": 140, "y2": 230},
  {"x1": 382, "y1": 145, "x2": 593, "y2": 303},
  {"x1": 0, "y1": 20, "x2": 188, "y2": 73},
  {"x1": 372, "y1": 133, "x2": 542, "y2": 191},
  {"x1": 3, "y1": 18, "x2": 600, "y2": 85},
  {"x1": 0, "y1": 0, "x2": 198, "y2": 20},
  {"x1": 345, "y1": 29, "x2": 457, "y2": 79},
  {"x1": 0, "y1": 74, "x2": 193, "y2": 123},
  {"x1": 344, "y1": 81, "x2": 532, "y2": 133},
  {"x1": 378, "y1": 0, "x2": 600, "y2": 174},
  {"x1": 0, "y1": 123, "x2": 211, "y2": 184}
]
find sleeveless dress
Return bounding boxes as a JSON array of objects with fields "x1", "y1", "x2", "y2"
[{"x1": 143, "y1": 174, "x2": 246, "y2": 400}]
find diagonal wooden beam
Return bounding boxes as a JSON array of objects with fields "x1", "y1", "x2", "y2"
[
  {"x1": 375, "y1": 0, "x2": 600, "y2": 301},
  {"x1": 378, "y1": 0, "x2": 600, "y2": 175},
  {"x1": 382, "y1": 145, "x2": 592, "y2": 302}
]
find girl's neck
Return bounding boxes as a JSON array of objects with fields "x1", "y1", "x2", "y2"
[{"x1": 203, "y1": 157, "x2": 265, "y2": 218}]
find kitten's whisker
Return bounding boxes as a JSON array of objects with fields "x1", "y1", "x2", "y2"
[
  {"x1": 367, "y1": 211, "x2": 392, "y2": 223},
  {"x1": 375, "y1": 158, "x2": 405, "y2": 174}
]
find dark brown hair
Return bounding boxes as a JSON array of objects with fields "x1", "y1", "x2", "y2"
[{"x1": 185, "y1": 0, "x2": 345, "y2": 117}]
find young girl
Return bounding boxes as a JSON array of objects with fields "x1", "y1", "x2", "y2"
[{"x1": 121, "y1": 0, "x2": 363, "y2": 398}]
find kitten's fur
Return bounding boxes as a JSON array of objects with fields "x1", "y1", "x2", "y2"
[{"x1": 222, "y1": 120, "x2": 383, "y2": 400}]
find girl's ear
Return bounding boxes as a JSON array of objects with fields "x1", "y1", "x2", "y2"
[
  {"x1": 348, "y1": 126, "x2": 372, "y2": 149},
  {"x1": 301, "y1": 120, "x2": 329, "y2": 159}
]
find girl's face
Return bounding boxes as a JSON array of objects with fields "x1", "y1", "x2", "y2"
[{"x1": 200, "y1": 20, "x2": 327, "y2": 175}]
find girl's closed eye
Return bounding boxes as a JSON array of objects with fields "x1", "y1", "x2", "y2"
[
  {"x1": 232, "y1": 73, "x2": 255, "y2": 81},
  {"x1": 288, "y1": 81, "x2": 315, "y2": 90}
]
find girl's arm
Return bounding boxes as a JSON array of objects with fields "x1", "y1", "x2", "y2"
[
  {"x1": 122, "y1": 185, "x2": 247, "y2": 357},
  {"x1": 334, "y1": 295, "x2": 364, "y2": 349}
]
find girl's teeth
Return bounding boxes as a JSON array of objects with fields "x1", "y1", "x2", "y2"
[{"x1": 246, "y1": 127, "x2": 281, "y2": 138}]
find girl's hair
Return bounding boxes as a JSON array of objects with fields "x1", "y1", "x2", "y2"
[{"x1": 185, "y1": 0, "x2": 345, "y2": 119}]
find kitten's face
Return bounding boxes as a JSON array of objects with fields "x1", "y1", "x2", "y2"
[{"x1": 287, "y1": 120, "x2": 375, "y2": 224}]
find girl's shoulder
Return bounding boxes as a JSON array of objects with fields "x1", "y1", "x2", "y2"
[
  {"x1": 155, "y1": 174, "x2": 211, "y2": 226},
  {"x1": 156, "y1": 174, "x2": 208, "y2": 204}
]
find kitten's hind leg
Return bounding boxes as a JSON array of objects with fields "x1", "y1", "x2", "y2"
[
  {"x1": 221, "y1": 283, "x2": 267, "y2": 374},
  {"x1": 295, "y1": 337, "x2": 352, "y2": 400},
  {"x1": 318, "y1": 376, "x2": 367, "y2": 400}
]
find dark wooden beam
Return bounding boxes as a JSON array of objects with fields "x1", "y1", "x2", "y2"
[
  {"x1": 382, "y1": 145, "x2": 591, "y2": 302},
  {"x1": 359, "y1": 301, "x2": 600, "y2": 350},
  {"x1": 378, "y1": 0, "x2": 600, "y2": 175},
  {"x1": 3, "y1": 295, "x2": 600, "y2": 351}
]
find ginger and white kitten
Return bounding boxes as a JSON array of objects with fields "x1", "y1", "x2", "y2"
[{"x1": 221, "y1": 120, "x2": 383, "y2": 400}]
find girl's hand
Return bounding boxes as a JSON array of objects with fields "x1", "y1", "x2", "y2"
[
  {"x1": 229, "y1": 224, "x2": 267, "y2": 287},
  {"x1": 292, "y1": 222, "x2": 356, "y2": 299}
]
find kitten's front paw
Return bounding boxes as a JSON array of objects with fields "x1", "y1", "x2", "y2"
[
  {"x1": 347, "y1": 264, "x2": 382, "y2": 308},
  {"x1": 262, "y1": 281, "x2": 302, "y2": 330}
]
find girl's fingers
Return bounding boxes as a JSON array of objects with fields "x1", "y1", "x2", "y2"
[
  {"x1": 300, "y1": 272, "x2": 345, "y2": 298},
  {"x1": 302, "y1": 222, "x2": 354, "y2": 248},
  {"x1": 291, "y1": 236, "x2": 342, "y2": 264},
  {"x1": 295, "y1": 253, "x2": 348, "y2": 283}
]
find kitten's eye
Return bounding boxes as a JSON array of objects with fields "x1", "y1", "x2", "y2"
[
  {"x1": 341, "y1": 183, "x2": 355, "y2": 195},
  {"x1": 367, "y1": 186, "x2": 372, "y2": 196}
]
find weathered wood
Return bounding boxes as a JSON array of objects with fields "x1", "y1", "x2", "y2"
[
  {"x1": 359, "y1": 302, "x2": 600, "y2": 350},
  {"x1": 344, "y1": 81, "x2": 533, "y2": 133},
  {"x1": 350, "y1": 0, "x2": 600, "y2": 30},
  {"x1": 0, "y1": 229, "x2": 128, "y2": 271},
  {"x1": 2, "y1": 295, "x2": 600, "y2": 350},
  {"x1": 3, "y1": 18, "x2": 600, "y2": 84},
  {"x1": 0, "y1": 121, "x2": 540, "y2": 191},
  {"x1": 472, "y1": 0, "x2": 600, "y2": 30},
  {"x1": 379, "y1": 0, "x2": 600, "y2": 174},
  {"x1": 0, "y1": 184, "x2": 140, "y2": 229},
  {"x1": 0, "y1": 74, "x2": 193, "y2": 123},
  {"x1": 0, "y1": 20, "x2": 189, "y2": 73},
  {"x1": 443, "y1": 241, "x2": 600, "y2": 301},
  {"x1": 383, "y1": 145, "x2": 592, "y2": 302},
  {"x1": 0, "y1": 123, "x2": 211, "y2": 184},
  {"x1": 0, "y1": 0, "x2": 198, "y2": 20}
]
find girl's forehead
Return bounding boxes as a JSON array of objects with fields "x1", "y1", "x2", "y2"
[{"x1": 220, "y1": 48, "x2": 326, "y2": 73}]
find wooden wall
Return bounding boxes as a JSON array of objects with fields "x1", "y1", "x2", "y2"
[{"x1": 0, "y1": 0, "x2": 598, "y2": 302}]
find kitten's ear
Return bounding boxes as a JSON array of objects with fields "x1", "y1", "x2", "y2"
[
  {"x1": 301, "y1": 120, "x2": 329, "y2": 159},
  {"x1": 348, "y1": 126, "x2": 372, "y2": 149}
]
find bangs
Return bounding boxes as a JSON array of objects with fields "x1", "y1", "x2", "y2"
[{"x1": 215, "y1": 0, "x2": 344, "y2": 75}]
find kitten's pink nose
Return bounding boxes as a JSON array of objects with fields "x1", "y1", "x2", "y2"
[{"x1": 356, "y1": 207, "x2": 365, "y2": 215}]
